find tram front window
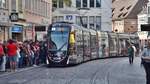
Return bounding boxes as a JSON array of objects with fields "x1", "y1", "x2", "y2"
[{"x1": 48, "y1": 27, "x2": 69, "y2": 62}]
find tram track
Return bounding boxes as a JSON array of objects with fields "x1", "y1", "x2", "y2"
[
  {"x1": 65, "y1": 58, "x2": 126, "y2": 84},
  {"x1": 0, "y1": 57, "x2": 130, "y2": 84}
]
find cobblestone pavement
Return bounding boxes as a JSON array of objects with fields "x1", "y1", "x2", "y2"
[{"x1": 0, "y1": 57, "x2": 146, "y2": 84}]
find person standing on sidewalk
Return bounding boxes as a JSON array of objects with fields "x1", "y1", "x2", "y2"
[
  {"x1": 141, "y1": 40, "x2": 150, "y2": 84},
  {"x1": 0, "y1": 40, "x2": 4, "y2": 71},
  {"x1": 7, "y1": 39, "x2": 17, "y2": 72},
  {"x1": 0, "y1": 41, "x2": 7, "y2": 72}
]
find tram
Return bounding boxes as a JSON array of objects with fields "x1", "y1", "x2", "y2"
[{"x1": 46, "y1": 22, "x2": 139, "y2": 66}]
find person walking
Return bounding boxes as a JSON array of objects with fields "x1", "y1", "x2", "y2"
[
  {"x1": 128, "y1": 43, "x2": 134, "y2": 64},
  {"x1": 141, "y1": 40, "x2": 150, "y2": 84},
  {"x1": 7, "y1": 39, "x2": 17, "y2": 72}
]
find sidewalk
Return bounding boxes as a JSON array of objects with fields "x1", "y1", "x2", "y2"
[{"x1": 0, "y1": 64, "x2": 44, "y2": 77}]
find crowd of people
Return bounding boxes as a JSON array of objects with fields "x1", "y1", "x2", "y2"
[{"x1": 0, "y1": 39, "x2": 47, "y2": 72}]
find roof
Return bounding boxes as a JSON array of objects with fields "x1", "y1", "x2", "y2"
[
  {"x1": 112, "y1": 0, "x2": 148, "y2": 20},
  {"x1": 138, "y1": 7, "x2": 147, "y2": 15}
]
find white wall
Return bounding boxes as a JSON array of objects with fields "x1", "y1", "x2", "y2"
[
  {"x1": 137, "y1": 14, "x2": 148, "y2": 31},
  {"x1": 101, "y1": 0, "x2": 112, "y2": 32}
]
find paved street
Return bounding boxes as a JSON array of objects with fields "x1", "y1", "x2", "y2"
[{"x1": 0, "y1": 57, "x2": 146, "y2": 84}]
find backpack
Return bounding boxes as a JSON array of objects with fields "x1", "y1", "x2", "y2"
[{"x1": 0, "y1": 45, "x2": 4, "y2": 57}]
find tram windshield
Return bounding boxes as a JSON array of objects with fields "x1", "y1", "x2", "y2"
[
  {"x1": 48, "y1": 26, "x2": 70, "y2": 52},
  {"x1": 47, "y1": 24, "x2": 70, "y2": 62}
]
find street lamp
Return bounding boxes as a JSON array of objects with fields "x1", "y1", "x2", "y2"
[{"x1": 77, "y1": 8, "x2": 90, "y2": 27}]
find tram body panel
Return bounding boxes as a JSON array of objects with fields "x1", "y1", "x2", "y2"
[
  {"x1": 90, "y1": 30, "x2": 98, "y2": 59},
  {"x1": 118, "y1": 33, "x2": 129, "y2": 56},
  {"x1": 83, "y1": 31, "x2": 91, "y2": 61},
  {"x1": 108, "y1": 33, "x2": 118, "y2": 57},
  {"x1": 74, "y1": 28, "x2": 84, "y2": 63},
  {"x1": 97, "y1": 31, "x2": 109, "y2": 58}
]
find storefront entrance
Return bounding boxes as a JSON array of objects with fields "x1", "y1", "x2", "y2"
[
  {"x1": 11, "y1": 25, "x2": 23, "y2": 41},
  {"x1": 12, "y1": 33, "x2": 23, "y2": 41}
]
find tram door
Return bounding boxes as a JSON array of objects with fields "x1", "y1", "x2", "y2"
[
  {"x1": 83, "y1": 31, "x2": 91, "y2": 61},
  {"x1": 75, "y1": 29, "x2": 84, "y2": 63}
]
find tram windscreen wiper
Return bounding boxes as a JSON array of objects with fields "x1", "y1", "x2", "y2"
[
  {"x1": 49, "y1": 42, "x2": 67, "y2": 52},
  {"x1": 58, "y1": 42, "x2": 67, "y2": 51}
]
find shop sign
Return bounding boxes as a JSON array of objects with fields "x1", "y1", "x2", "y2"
[{"x1": 11, "y1": 25, "x2": 23, "y2": 33}]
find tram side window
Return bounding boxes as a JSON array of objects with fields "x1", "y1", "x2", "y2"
[
  {"x1": 83, "y1": 32, "x2": 90, "y2": 55},
  {"x1": 76, "y1": 31, "x2": 83, "y2": 55},
  {"x1": 109, "y1": 38, "x2": 117, "y2": 51},
  {"x1": 91, "y1": 35, "x2": 97, "y2": 52}
]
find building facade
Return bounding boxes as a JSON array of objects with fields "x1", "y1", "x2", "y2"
[
  {"x1": 112, "y1": 0, "x2": 148, "y2": 33},
  {"x1": 52, "y1": 0, "x2": 112, "y2": 31},
  {"x1": 0, "y1": 0, "x2": 11, "y2": 42},
  {"x1": 0, "y1": 0, "x2": 52, "y2": 42},
  {"x1": 9, "y1": 0, "x2": 52, "y2": 41}
]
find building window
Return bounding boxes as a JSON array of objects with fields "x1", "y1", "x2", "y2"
[
  {"x1": 148, "y1": 17, "x2": 150, "y2": 24},
  {"x1": 28, "y1": 0, "x2": 31, "y2": 10},
  {"x1": 53, "y1": 0, "x2": 57, "y2": 8},
  {"x1": 148, "y1": 6, "x2": 150, "y2": 14},
  {"x1": 120, "y1": 7, "x2": 124, "y2": 11},
  {"x1": 90, "y1": 0, "x2": 94, "y2": 7},
  {"x1": 35, "y1": 0, "x2": 38, "y2": 14},
  {"x1": 126, "y1": 5, "x2": 132, "y2": 10},
  {"x1": 52, "y1": 16, "x2": 57, "y2": 22},
  {"x1": 59, "y1": 0, "x2": 63, "y2": 8},
  {"x1": 76, "y1": 16, "x2": 81, "y2": 25},
  {"x1": 96, "y1": 0, "x2": 101, "y2": 7},
  {"x1": 76, "y1": 0, "x2": 81, "y2": 8},
  {"x1": 83, "y1": 0, "x2": 87, "y2": 8},
  {"x1": 18, "y1": 0, "x2": 23, "y2": 13},
  {"x1": 96, "y1": 16, "x2": 101, "y2": 30},
  {"x1": 53, "y1": 16, "x2": 64, "y2": 22},
  {"x1": 31, "y1": 0, "x2": 34, "y2": 11},
  {"x1": 37, "y1": 0, "x2": 40, "y2": 15},
  {"x1": 0, "y1": 0, "x2": 6, "y2": 8},
  {"x1": 82, "y1": 16, "x2": 88, "y2": 28},
  {"x1": 11, "y1": 0, "x2": 16, "y2": 11},
  {"x1": 89, "y1": 16, "x2": 95, "y2": 29}
]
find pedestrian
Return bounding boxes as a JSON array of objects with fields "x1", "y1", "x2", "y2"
[
  {"x1": 141, "y1": 40, "x2": 150, "y2": 84},
  {"x1": 0, "y1": 40, "x2": 4, "y2": 71},
  {"x1": 7, "y1": 39, "x2": 17, "y2": 72},
  {"x1": 1, "y1": 41, "x2": 7, "y2": 72},
  {"x1": 128, "y1": 43, "x2": 134, "y2": 64}
]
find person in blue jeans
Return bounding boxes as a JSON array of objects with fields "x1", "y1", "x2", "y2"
[{"x1": 141, "y1": 40, "x2": 150, "y2": 84}]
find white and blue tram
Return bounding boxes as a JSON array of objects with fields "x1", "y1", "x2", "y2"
[{"x1": 46, "y1": 22, "x2": 139, "y2": 66}]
